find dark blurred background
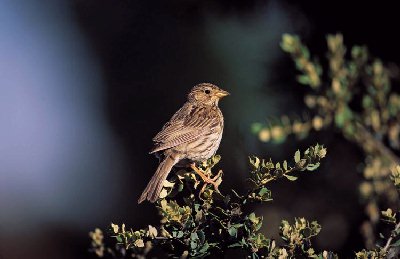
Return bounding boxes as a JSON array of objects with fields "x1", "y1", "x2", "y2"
[{"x1": 0, "y1": 1, "x2": 399, "y2": 258}]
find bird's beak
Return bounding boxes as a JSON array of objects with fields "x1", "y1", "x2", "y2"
[{"x1": 215, "y1": 89, "x2": 230, "y2": 98}]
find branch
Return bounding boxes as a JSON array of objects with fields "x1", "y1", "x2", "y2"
[
  {"x1": 356, "y1": 123, "x2": 400, "y2": 166},
  {"x1": 382, "y1": 221, "x2": 400, "y2": 255}
]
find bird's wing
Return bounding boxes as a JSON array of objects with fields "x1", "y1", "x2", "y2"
[{"x1": 150, "y1": 103, "x2": 218, "y2": 153}]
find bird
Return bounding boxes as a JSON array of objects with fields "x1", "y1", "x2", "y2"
[{"x1": 138, "y1": 83, "x2": 229, "y2": 203}]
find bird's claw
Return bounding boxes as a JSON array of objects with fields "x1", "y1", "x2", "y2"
[{"x1": 190, "y1": 164, "x2": 222, "y2": 195}]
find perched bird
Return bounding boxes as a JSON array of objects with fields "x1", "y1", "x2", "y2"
[{"x1": 138, "y1": 83, "x2": 229, "y2": 203}]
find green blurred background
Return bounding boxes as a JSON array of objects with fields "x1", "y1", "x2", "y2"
[{"x1": 0, "y1": 0, "x2": 399, "y2": 258}]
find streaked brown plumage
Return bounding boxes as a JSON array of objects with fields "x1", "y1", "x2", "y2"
[{"x1": 138, "y1": 83, "x2": 229, "y2": 203}]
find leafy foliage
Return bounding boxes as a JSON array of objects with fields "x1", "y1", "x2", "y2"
[
  {"x1": 90, "y1": 33, "x2": 400, "y2": 258},
  {"x1": 90, "y1": 145, "x2": 335, "y2": 258},
  {"x1": 253, "y1": 33, "x2": 400, "y2": 257}
]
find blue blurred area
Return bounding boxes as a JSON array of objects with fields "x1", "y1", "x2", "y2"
[
  {"x1": 0, "y1": 1, "x2": 127, "y2": 258},
  {"x1": 0, "y1": 1, "x2": 295, "y2": 258}
]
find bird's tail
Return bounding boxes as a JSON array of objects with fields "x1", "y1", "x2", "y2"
[{"x1": 138, "y1": 155, "x2": 177, "y2": 203}]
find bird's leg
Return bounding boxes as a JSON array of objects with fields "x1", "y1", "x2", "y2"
[
  {"x1": 199, "y1": 184, "x2": 208, "y2": 199},
  {"x1": 212, "y1": 170, "x2": 223, "y2": 182},
  {"x1": 190, "y1": 163, "x2": 210, "y2": 182},
  {"x1": 190, "y1": 163, "x2": 222, "y2": 192}
]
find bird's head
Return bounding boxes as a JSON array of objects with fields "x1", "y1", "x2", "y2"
[{"x1": 188, "y1": 83, "x2": 229, "y2": 106}]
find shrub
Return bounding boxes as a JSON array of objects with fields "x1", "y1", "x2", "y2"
[{"x1": 90, "y1": 34, "x2": 400, "y2": 258}]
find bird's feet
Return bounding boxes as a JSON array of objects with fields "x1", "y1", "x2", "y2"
[{"x1": 190, "y1": 163, "x2": 222, "y2": 193}]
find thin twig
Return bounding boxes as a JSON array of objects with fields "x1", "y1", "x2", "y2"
[
  {"x1": 356, "y1": 123, "x2": 400, "y2": 165},
  {"x1": 382, "y1": 221, "x2": 400, "y2": 253}
]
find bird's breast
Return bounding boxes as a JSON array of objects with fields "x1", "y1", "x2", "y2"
[{"x1": 183, "y1": 120, "x2": 223, "y2": 161}]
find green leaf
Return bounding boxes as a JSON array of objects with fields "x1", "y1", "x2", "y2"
[
  {"x1": 232, "y1": 223, "x2": 244, "y2": 228},
  {"x1": 190, "y1": 232, "x2": 199, "y2": 250},
  {"x1": 250, "y1": 156, "x2": 260, "y2": 169},
  {"x1": 284, "y1": 174, "x2": 298, "y2": 181},
  {"x1": 301, "y1": 46, "x2": 310, "y2": 59},
  {"x1": 297, "y1": 75, "x2": 310, "y2": 85},
  {"x1": 212, "y1": 155, "x2": 221, "y2": 165},
  {"x1": 228, "y1": 227, "x2": 237, "y2": 237},
  {"x1": 258, "y1": 187, "x2": 269, "y2": 196},
  {"x1": 283, "y1": 160, "x2": 288, "y2": 170},
  {"x1": 334, "y1": 105, "x2": 353, "y2": 128},
  {"x1": 198, "y1": 242, "x2": 210, "y2": 254},
  {"x1": 134, "y1": 239, "x2": 145, "y2": 248},
  {"x1": 191, "y1": 232, "x2": 198, "y2": 241},
  {"x1": 251, "y1": 123, "x2": 263, "y2": 134},
  {"x1": 362, "y1": 95, "x2": 373, "y2": 109},
  {"x1": 248, "y1": 213, "x2": 257, "y2": 223},
  {"x1": 306, "y1": 162, "x2": 320, "y2": 171},
  {"x1": 294, "y1": 150, "x2": 301, "y2": 163},
  {"x1": 190, "y1": 240, "x2": 198, "y2": 250},
  {"x1": 177, "y1": 183, "x2": 184, "y2": 192},
  {"x1": 111, "y1": 223, "x2": 119, "y2": 234}
]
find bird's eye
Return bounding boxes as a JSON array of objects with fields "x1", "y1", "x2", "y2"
[{"x1": 204, "y1": 89, "x2": 211, "y2": 94}]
